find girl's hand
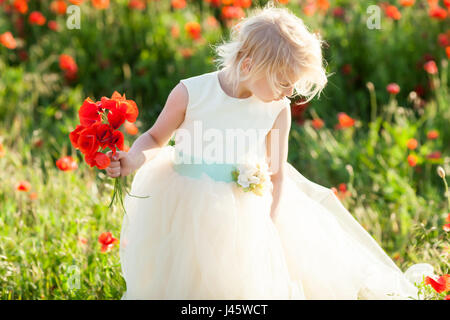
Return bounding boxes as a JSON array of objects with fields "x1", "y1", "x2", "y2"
[{"x1": 105, "y1": 150, "x2": 136, "y2": 178}]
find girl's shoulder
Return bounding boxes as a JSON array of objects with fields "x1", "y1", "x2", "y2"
[{"x1": 179, "y1": 71, "x2": 217, "y2": 112}]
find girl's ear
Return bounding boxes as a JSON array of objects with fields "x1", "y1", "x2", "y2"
[{"x1": 242, "y1": 57, "x2": 252, "y2": 74}]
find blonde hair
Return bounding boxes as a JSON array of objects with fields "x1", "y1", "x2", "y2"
[{"x1": 212, "y1": 1, "x2": 329, "y2": 103}]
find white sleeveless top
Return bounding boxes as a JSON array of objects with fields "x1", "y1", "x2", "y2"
[{"x1": 174, "y1": 70, "x2": 290, "y2": 164}]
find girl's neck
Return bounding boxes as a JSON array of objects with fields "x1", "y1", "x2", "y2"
[{"x1": 219, "y1": 69, "x2": 253, "y2": 99}]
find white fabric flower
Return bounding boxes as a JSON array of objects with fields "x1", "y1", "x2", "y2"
[{"x1": 404, "y1": 263, "x2": 435, "y2": 286}]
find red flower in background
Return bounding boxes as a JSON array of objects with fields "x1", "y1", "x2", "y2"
[
  {"x1": 0, "y1": 142, "x2": 5, "y2": 157},
  {"x1": 221, "y1": 6, "x2": 245, "y2": 20},
  {"x1": 92, "y1": 0, "x2": 109, "y2": 10},
  {"x1": 424, "y1": 274, "x2": 450, "y2": 293},
  {"x1": 124, "y1": 121, "x2": 139, "y2": 135},
  {"x1": 128, "y1": 0, "x2": 146, "y2": 10},
  {"x1": 385, "y1": 5, "x2": 401, "y2": 20},
  {"x1": 424, "y1": 60, "x2": 438, "y2": 74},
  {"x1": 50, "y1": 0, "x2": 67, "y2": 15},
  {"x1": 185, "y1": 21, "x2": 202, "y2": 40},
  {"x1": 335, "y1": 112, "x2": 355, "y2": 129},
  {"x1": 29, "y1": 11, "x2": 46, "y2": 26},
  {"x1": 427, "y1": 151, "x2": 441, "y2": 159},
  {"x1": 171, "y1": 0, "x2": 186, "y2": 9},
  {"x1": 387, "y1": 83, "x2": 400, "y2": 95},
  {"x1": 13, "y1": 0, "x2": 28, "y2": 14},
  {"x1": 0, "y1": 32, "x2": 17, "y2": 49},
  {"x1": 56, "y1": 155, "x2": 78, "y2": 171},
  {"x1": 400, "y1": 0, "x2": 414, "y2": 6},
  {"x1": 15, "y1": 180, "x2": 31, "y2": 192},
  {"x1": 48, "y1": 20, "x2": 59, "y2": 31},
  {"x1": 429, "y1": 6, "x2": 447, "y2": 19},
  {"x1": 98, "y1": 232, "x2": 118, "y2": 252},
  {"x1": 406, "y1": 138, "x2": 418, "y2": 150},
  {"x1": 234, "y1": 0, "x2": 252, "y2": 8},
  {"x1": 407, "y1": 154, "x2": 418, "y2": 167},
  {"x1": 427, "y1": 130, "x2": 439, "y2": 139},
  {"x1": 59, "y1": 54, "x2": 78, "y2": 81}
]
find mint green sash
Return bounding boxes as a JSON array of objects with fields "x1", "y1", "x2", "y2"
[{"x1": 172, "y1": 151, "x2": 236, "y2": 183}]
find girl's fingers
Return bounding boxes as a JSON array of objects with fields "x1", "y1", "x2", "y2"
[
  {"x1": 106, "y1": 167, "x2": 121, "y2": 177},
  {"x1": 109, "y1": 161, "x2": 120, "y2": 168}
]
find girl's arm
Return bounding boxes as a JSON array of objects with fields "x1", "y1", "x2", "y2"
[
  {"x1": 106, "y1": 82, "x2": 188, "y2": 178},
  {"x1": 265, "y1": 105, "x2": 291, "y2": 222}
]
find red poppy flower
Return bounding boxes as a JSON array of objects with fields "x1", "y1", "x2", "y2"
[
  {"x1": 386, "y1": 83, "x2": 400, "y2": 95},
  {"x1": 50, "y1": 0, "x2": 67, "y2": 15},
  {"x1": 13, "y1": 0, "x2": 28, "y2": 14},
  {"x1": 429, "y1": 6, "x2": 447, "y2": 19},
  {"x1": 128, "y1": 0, "x2": 146, "y2": 10},
  {"x1": 29, "y1": 11, "x2": 46, "y2": 26},
  {"x1": 185, "y1": 21, "x2": 202, "y2": 40},
  {"x1": 311, "y1": 118, "x2": 324, "y2": 129},
  {"x1": 424, "y1": 275, "x2": 450, "y2": 293},
  {"x1": 29, "y1": 191, "x2": 38, "y2": 200},
  {"x1": 69, "y1": 125, "x2": 86, "y2": 149},
  {"x1": 108, "y1": 130, "x2": 124, "y2": 156},
  {"x1": 70, "y1": 0, "x2": 83, "y2": 4},
  {"x1": 101, "y1": 91, "x2": 139, "y2": 124},
  {"x1": 443, "y1": 223, "x2": 450, "y2": 232},
  {"x1": 385, "y1": 5, "x2": 401, "y2": 20},
  {"x1": 15, "y1": 180, "x2": 31, "y2": 192},
  {"x1": 234, "y1": 0, "x2": 252, "y2": 9},
  {"x1": 406, "y1": 138, "x2": 418, "y2": 150},
  {"x1": 427, "y1": 151, "x2": 441, "y2": 159},
  {"x1": 337, "y1": 112, "x2": 355, "y2": 128},
  {"x1": 0, "y1": 142, "x2": 5, "y2": 157},
  {"x1": 424, "y1": 60, "x2": 438, "y2": 74},
  {"x1": 85, "y1": 151, "x2": 110, "y2": 169},
  {"x1": 92, "y1": 0, "x2": 109, "y2": 9},
  {"x1": 221, "y1": 5, "x2": 245, "y2": 19},
  {"x1": 77, "y1": 126, "x2": 100, "y2": 156},
  {"x1": 106, "y1": 104, "x2": 127, "y2": 130},
  {"x1": 407, "y1": 154, "x2": 418, "y2": 167},
  {"x1": 171, "y1": 0, "x2": 186, "y2": 9},
  {"x1": 56, "y1": 155, "x2": 78, "y2": 171},
  {"x1": 124, "y1": 121, "x2": 139, "y2": 135},
  {"x1": 400, "y1": 0, "x2": 414, "y2": 6},
  {"x1": 427, "y1": 130, "x2": 439, "y2": 139},
  {"x1": 59, "y1": 54, "x2": 78, "y2": 73},
  {"x1": 0, "y1": 31, "x2": 17, "y2": 49},
  {"x1": 48, "y1": 20, "x2": 59, "y2": 31},
  {"x1": 94, "y1": 123, "x2": 114, "y2": 149},
  {"x1": 98, "y1": 232, "x2": 118, "y2": 252},
  {"x1": 78, "y1": 98, "x2": 102, "y2": 127}
]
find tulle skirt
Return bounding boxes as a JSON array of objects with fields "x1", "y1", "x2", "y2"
[{"x1": 119, "y1": 145, "x2": 432, "y2": 300}]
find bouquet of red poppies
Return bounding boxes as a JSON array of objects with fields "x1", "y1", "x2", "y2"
[{"x1": 69, "y1": 91, "x2": 148, "y2": 215}]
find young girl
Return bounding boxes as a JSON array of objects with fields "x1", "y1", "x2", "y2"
[{"x1": 106, "y1": 3, "x2": 434, "y2": 300}]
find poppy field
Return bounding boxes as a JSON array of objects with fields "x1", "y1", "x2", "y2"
[{"x1": 0, "y1": 0, "x2": 449, "y2": 299}]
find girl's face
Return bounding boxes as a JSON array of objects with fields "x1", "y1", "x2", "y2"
[
  {"x1": 241, "y1": 59, "x2": 297, "y2": 103},
  {"x1": 249, "y1": 74, "x2": 296, "y2": 103}
]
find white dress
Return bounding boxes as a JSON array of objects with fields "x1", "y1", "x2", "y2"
[{"x1": 119, "y1": 70, "x2": 433, "y2": 300}]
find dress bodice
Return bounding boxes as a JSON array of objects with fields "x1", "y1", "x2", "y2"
[{"x1": 174, "y1": 70, "x2": 290, "y2": 165}]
